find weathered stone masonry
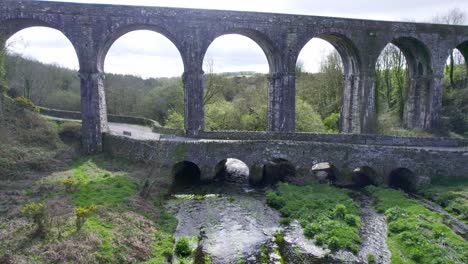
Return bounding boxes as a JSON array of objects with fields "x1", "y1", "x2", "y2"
[{"x1": 1, "y1": 1, "x2": 468, "y2": 153}]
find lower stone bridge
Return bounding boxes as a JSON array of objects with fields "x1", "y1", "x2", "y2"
[{"x1": 102, "y1": 132, "x2": 468, "y2": 191}]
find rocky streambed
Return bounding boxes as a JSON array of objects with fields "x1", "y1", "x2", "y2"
[{"x1": 165, "y1": 185, "x2": 392, "y2": 264}]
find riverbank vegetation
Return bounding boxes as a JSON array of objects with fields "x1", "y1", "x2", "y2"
[
  {"x1": 266, "y1": 183, "x2": 361, "y2": 253},
  {"x1": 367, "y1": 186, "x2": 468, "y2": 264}
]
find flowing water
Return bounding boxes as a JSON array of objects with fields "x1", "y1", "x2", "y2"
[{"x1": 166, "y1": 160, "x2": 392, "y2": 263}]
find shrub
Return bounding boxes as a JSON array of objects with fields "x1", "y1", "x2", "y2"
[
  {"x1": 323, "y1": 112, "x2": 340, "y2": 132},
  {"x1": 265, "y1": 192, "x2": 285, "y2": 209},
  {"x1": 279, "y1": 217, "x2": 291, "y2": 226},
  {"x1": 304, "y1": 223, "x2": 321, "y2": 238},
  {"x1": 385, "y1": 206, "x2": 407, "y2": 222},
  {"x1": 344, "y1": 214, "x2": 360, "y2": 227},
  {"x1": 367, "y1": 254, "x2": 375, "y2": 264},
  {"x1": 14, "y1": 96, "x2": 39, "y2": 112},
  {"x1": 175, "y1": 236, "x2": 192, "y2": 257},
  {"x1": 21, "y1": 202, "x2": 49, "y2": 237},
  {"x1": 333, "y1": 204, "x2": 347, "y2": 220},
  {"x1": 75, "y1": 205, "x2": 97, "y2": 231},
  {"x1": 61, "y1": 178, "x2": 78, "y2": 193}
]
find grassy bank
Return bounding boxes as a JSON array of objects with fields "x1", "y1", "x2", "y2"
[
  {"x1": 419, "y1": 179, "x2": 468, "y2": 224},
  {"x1": 266, "y1": 183, "x2": 361, "y2": 253},
  {"x1": 0, "y1": 102, "x2": 178, "y2": 263},
  {"x1": 367, "y1": 186, "x2": 468, "y2": 264}
]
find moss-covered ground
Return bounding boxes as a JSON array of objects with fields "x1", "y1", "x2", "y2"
[
  {"x1": 366, "y1": 186, "x2": 468, "y2": 264},
  {"x1": 266, "y1": 182, "x2": 361, "y2": 253},
  {"x1": 419, "y1": 178, "x2": 468, "y2": 224}
]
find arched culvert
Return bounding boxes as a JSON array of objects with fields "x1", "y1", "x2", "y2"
[
  {"x1": 311, "y1": 162, "x2": 338, "y2": 184},
  {"x1": 214, "y1": 158, "x2": 250, "y2": 185},
  {"x1": 262, "y1": 158, "x2": 296, "y2": 185},
  {"x1": 388, "y1": 168, "x2": 416, "y2": 192},
  {"x1": 352, "y1": 166, "x2": 377, "y2": 188},
  {"x1": 172, "y1": 161, "x2": 201, "y2": 186}
]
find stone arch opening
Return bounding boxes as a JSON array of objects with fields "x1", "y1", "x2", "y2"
[
  {"x1": 311, "y1": 162, "x2": 338, "y2": 184},
  {"x1": 375, "y1": 37, "x2": 433, "y2": 131},
  {"x1": 100, "y1": 29, "x2": 185, "y2": 128},
  {"x1": 4, "y1": 26, "x2": 80, "y2": 110},
  {"x1": 172, "y1": 161, "x2": 201, "y2": 186},
  {"x1": 296, "y1": 33, "x2": 361, "y2": 133},
  {"x1": 214, "y1": 158, "x2": 250, "y2": 185},
  {"x1": 262, "y1": 158, "x2": 296, "y2": 185},
  {"x1": 441, "y1": 44, "x2": 468, "y2": 136},
  {"x1": 388, "y1": 168, "x2": 416, "y2": 192},
  {"x1": 202, "y1": 33, "x2": 270, "y2": 131},
  {"x1": 352, "y1": 166, "x2": 377, "y2": 188}
]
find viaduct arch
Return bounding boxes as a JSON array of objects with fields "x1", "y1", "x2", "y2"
[{"x1": 1, "y1": 1, "x2": 468, "y2": 153}]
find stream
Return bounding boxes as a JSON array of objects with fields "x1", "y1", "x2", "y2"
[{"x1": 165, "y1": 160, "x2": 392, "y2": 263}]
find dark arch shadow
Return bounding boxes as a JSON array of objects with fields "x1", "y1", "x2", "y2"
[
  {"x1": 202, "y1": 29, "x2": 278, "y2": 73},
  {"x1": 1, "y1": 19, "x2": 80, "y2": 66},
  {"x1": 311, "y1": 162, "x2": 339, "y2": 184},
  {"x1": 262, "y1": 158, "x2": 296, "y2": 185},
  {"x1": 214, "y1": 158, "x2": 250, "y2": 185},
  {"x1": 388, "y1": 168, "x2": 416, "y2": 192},
  {"x1": 455, "y1": 40, "x2": 468, "y2": 74},
  {"x1": 352, "y1": 166, "x2": 377, "y2": 188},
  {"x1": 387, "y1": 37, "x2": 432, "y2": 77},
  {"x1": 172, "y1": 161, "x2": 201, "y2": 186},
  {"x1": 97, "y1": 24, "x2": 186, "y2": 73}
]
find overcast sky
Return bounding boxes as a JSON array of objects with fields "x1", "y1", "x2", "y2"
[{"x1": 5, "y1": 0, "x2": 468, "y2": 78}]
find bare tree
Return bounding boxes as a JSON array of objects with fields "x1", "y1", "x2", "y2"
[{"x1": 203, "y1": 58, "x2": 224, "y2": 105}]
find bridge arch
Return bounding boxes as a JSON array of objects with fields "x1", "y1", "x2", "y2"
[
  {"x1": 202, "y1": 29, "x2": 279, "y2": 73},
  {"x1": 352, "y1": 166, "x2": 377, "y2": 188},
  {"x1": 97, "y1": 24, "x2": 186, "y2": 73},
  {"x1": 296, "y1": 32, "x2": 362, "y2": 133},
  {"x1": 0, "y1": 18, "x2": 80, "y2": 67},
  {"x1": 262, "y1": 158, "x2": 296, "y2": 185},
  {"x1": 374, "y1": 36, "x2": 435, "y2": 130},
  {"x1": 214, "y1": 158, "x2": 250, "y2": 184},
  {"x1": 388, "y1": 167, "x2": 416, "y2": 192},
  {"x1": 172, "y1": 161, "x2": 201, "y2": 186}
]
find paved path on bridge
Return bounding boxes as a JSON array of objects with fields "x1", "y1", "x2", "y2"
[{"x1": 42, "y1": 115, "x2": 468, "y2": 152}]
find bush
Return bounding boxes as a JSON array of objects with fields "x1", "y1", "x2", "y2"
[
  {"x1": 344, "y1": 214, "x2": 360, "y2": 227},
  {"x1": 14, "y1": 96, "x2": 39, "y2": 112},
  {"x1": 175, "y1": 236, "x2": 192, "y2": 257},
  {"x1": 61, "y1": 178, "x2": 78, "y2": 193},
  {"x1": 323, "y1": 112, "x2": 340, "y2": 132},
  {"x1": 265, "y1": 192, "x2": 285, "y2": 209},
  {"x1": 21, "y1": 202, "x2": 49, "y2": 237},
  {"x1": 333, "y1": 204, "x2": 347, "y2": 220},
  {"x1": 75, "y1": 205, "x2": 97, "y2": 231},
  {"x1": 367, "y1": 254, "x2": 375, "y2": 264},
  {"x1": 304, "y1": 223, "x2": 321, "y2": 238}
]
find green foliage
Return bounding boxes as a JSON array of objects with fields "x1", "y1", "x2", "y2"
[
  {"x1": 61, "y1": 178, "x2": 78, "y2": 193},
  {"x1": 323, "y1": 112, "x2": 339, "y2": 132},
  {"x1": 74, "y1": 204, "x2": 97, "y2": 231},
  {"x1": 367, "y1": 186, "x2": 468, "y2": 263},
  {"x1": 419, "y1": 179, "x2": 468, "y2": 223},
  {"x1": 70, "y1": 158, "x2": 137, "y2": 208},
  {"x1": 165, "y1": 111, "x2": 184, "y2": 129},
  {"x1": 295, "y1": 97, "x2": 326, "y2": 132},
  {"x1": 21, "y1": 202, "x2": 49, "y2": 237},
  {"x1": 266, "y1": 183, "x2": 361, "y2": 253},
  {"x1": 367, "y1": 254, "x2": 375, "y2": 264},
  {"x1": 175, "y1": 237, "x2": 192, "y2": 257},
  {"x1": 14, "y1": 96, "x2": 39, "y2": 112},
  {"x1": 0, "y1": 41, "x2": 8, "y2": 95}
]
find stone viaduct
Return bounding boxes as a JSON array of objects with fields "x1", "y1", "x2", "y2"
[{"x1": 1, "y1": 0, "x2": 468, "y2": 154}]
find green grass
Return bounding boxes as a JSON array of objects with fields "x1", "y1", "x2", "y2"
[
  {"x1": 266, "y1": 183, "x2": 361, "y2": 253},
  {"x1": 366, "y1": 186, "x2": 468, "y2": 264},
  {"x1": 419, "y1": 179, "x2": 468, "y2": 223}
]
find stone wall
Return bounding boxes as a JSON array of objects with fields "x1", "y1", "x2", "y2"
[{"x1": 103, "y1": 133, "x2": 468, "y2": 188}]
